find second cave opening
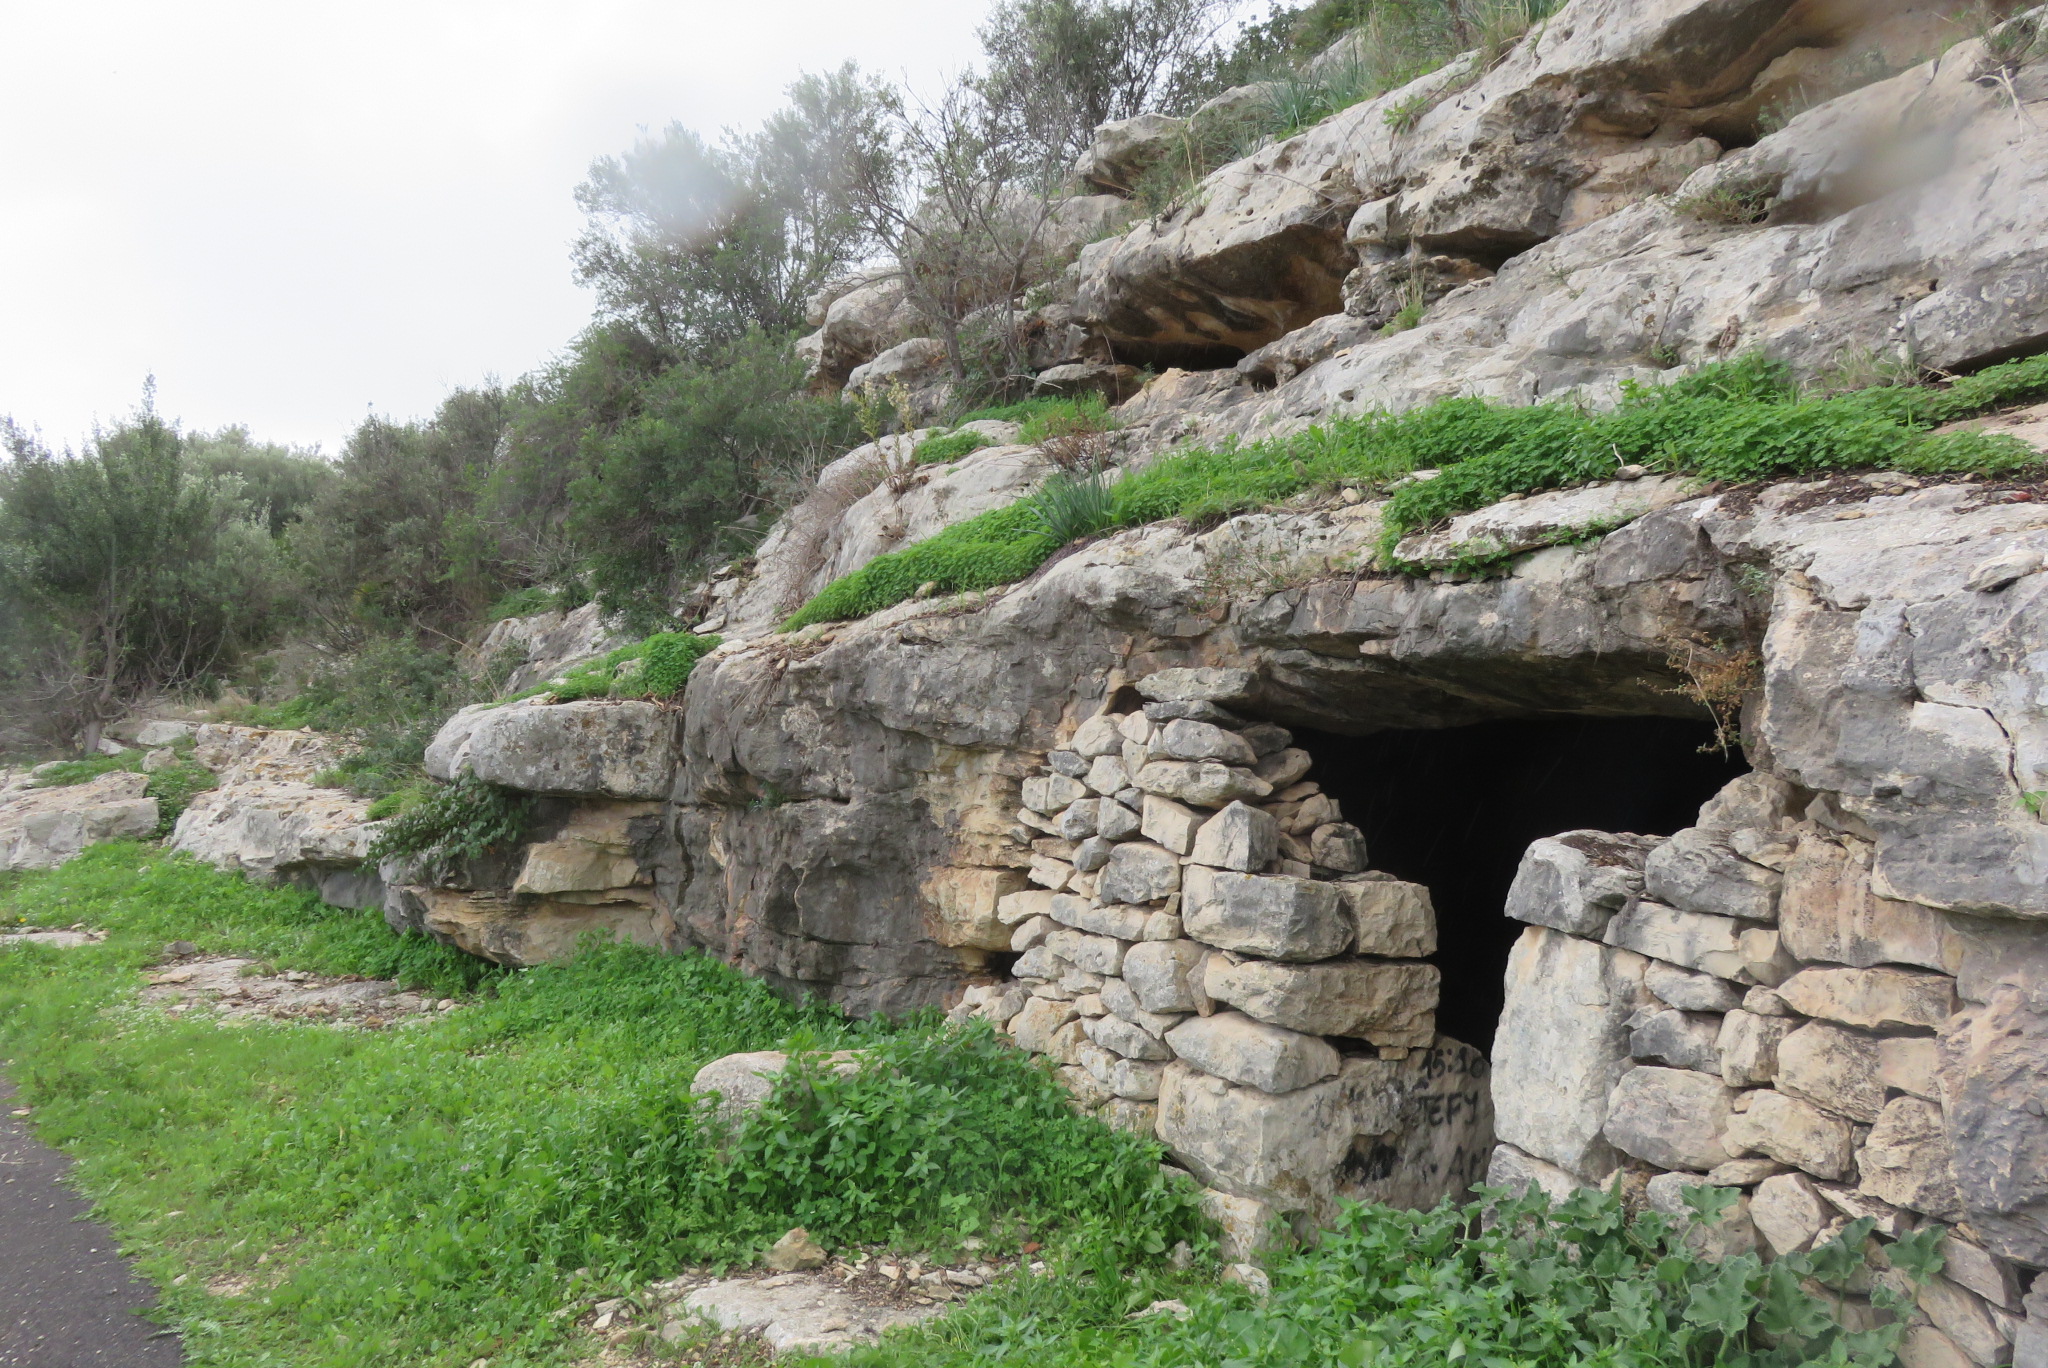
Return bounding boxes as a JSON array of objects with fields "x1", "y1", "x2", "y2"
[{"x1": 1292, "y1": 714, "x2": 1749, "y2": 1054}]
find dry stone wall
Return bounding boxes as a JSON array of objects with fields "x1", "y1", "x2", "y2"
[
  {"x1": 953, "y1": 665, "x2": 1492, "y2": 1237},
  {"x1": 1494, "y1": 770, "x2": 2039, "y2": 1368}
]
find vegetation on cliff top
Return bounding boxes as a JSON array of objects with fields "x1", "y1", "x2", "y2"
[{"x1": 783, "y1": 351, "x2": 2048, "y2": 628}]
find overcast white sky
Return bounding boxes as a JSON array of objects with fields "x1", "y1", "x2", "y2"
[{"x1": 0, "y1": 1, "x2": 995, "y2": 455}]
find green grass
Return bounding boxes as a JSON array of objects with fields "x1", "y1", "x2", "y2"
[
  {"x1": 914, "y1": 429, "x2": 996, "y2": 464},
  {"x1": 0, "y1": 844, "x2": 1201, "y2": 1367},
  {"x1": 782, "y1": 352, "x2": 2048, "y2": 628}
]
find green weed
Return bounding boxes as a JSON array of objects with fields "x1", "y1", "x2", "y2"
[{"x1": 507, "y1": 629, "x2": 721, "y2": 705}]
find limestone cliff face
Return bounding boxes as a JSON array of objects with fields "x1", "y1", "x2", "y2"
[{"x1": 367, "y1": 0, "x2": 2048, "y2": 1349}]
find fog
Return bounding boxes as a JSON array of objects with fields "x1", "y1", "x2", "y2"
[{"x1": 0, "y1": 0, "x2": 992, "y2": 454}]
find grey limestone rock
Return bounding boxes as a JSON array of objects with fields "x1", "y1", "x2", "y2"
[
  {"x1": 1629, "y1": 1008, "x2": 1722, "y2": 1072},
  {"x1": 1098, "y1": 841, "x2": 1182, "y2": 904},
  {"x1": 1645, "y1": 827, "x2": 1781, "y2": 923},
  {"x1": 1164, "y1": 1011, "x2": 1340, "y2": 1094},
  {"x1": 1508, "y1": 831, "x2": 1656, "y2": 935},
  {"x1": 1188, "y1": 801, "x2": 1278, "y2": 872},
  {"x1": 1604, "y1": 1066, "x2": 1740, "y2": 1172},
  {"x1": 1205, "y1": 957, "x2": 1438, "y2": 1046},
  {"x1": 1182, "y1": 867, "x2": 1352, "y2": 961}
]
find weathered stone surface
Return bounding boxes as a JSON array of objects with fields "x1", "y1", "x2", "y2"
[
  {"x1": 1779, "y1": 833, "x2": 1953, "y2": 972},
  {"x1": 1486, "y1": 1143, "x2": 1583, "y2": 1203},
  {"x1": 997, "y1": 889, "x2": 1057, "y2": 926},
  {"x1": 1073, "y1": 112, "x2": 1185, "y2": 195},
  {"x1": 428, "y1": 700, "x2": 677, "y2": 800},
  {"x1": 1072, "y1": 713, "x2": 1124, "y2": 758},
  {"x1": 1182, "y1": 867, "x2": 1350, "y2": 961},
  {"x1": 1165, "y1": 1011, "x2": 1340, "y2": 1094},
  {"x1": 686, "y1": 1049, "x2": 860, "y2": 1126},
  {"x1": 1858, "y1": 1096, "x2": 1962, "y2": 1219},
  {"x1": 1197, "y1": 1187, "x2": 1282, "y2": 1262},
  {"x1": 1158, "y1": 719, "x2": 1258, "y2": 766},
  {"x1": 1604, "y1": 1067, "x2": 1738, "y2": 1172},
  {"x1": 1494, "y1": 927, "x2": 1648, "y2": 1179},
  {"x1": 1136, "y1": 668, "x2": 1258, "y2": 706},
  {"x1": 0, "y1": 769, "x2": 158, "y2": 872},
  {"x1": 1644, "y1": 827, "x2": 1781, "y2": 922},
  {"x1": 1396, "y1": 477, "x2": 1701, "y2": 572},
  {"x1": 1727, "y1": 1090, "x2": 1855, "y2": 1182},
  {"x1": 1650, "y1": 961, "x2": 1745, "y2": 1013},
  {"x1": 1629, "y1": 1008, "x2": 1721, "y2": 1072},
  {"x1": 1752, "y1": 1171, "x2": 1833, "y2": 1256},
  {"x1": 1309, "y1": 823, "x2": 1367, "y2": 873},
  {"x1": 1157, "y1": 1045, "x2": 1490, "y2": 1217},
  {"x1": 923, "y1": 864, "x2": 1030, "y2": 950},
  {"x1": 1188, "y1": 801, "x2": 1277, "y2": 872},
  {"x1": 1776, "y1": 967, "x2": 1958, "y2": 1033},
  {"x1": 1915, "y1": 1275, "x2": 2012, "y2": 1368},
  {"x1": 1048, "y1": 892, "x2": 1149, "y2": 941},
  {"x1": 1140, "y1": 794, "x2": 1202, "y2": 854},
  {"x1": 1206, "y1": 957, "x2": 1438, "y2": 1045},
  {"x1": 1339, "y1": 877, "x2": 1437, "y2": 958},
  {"x1": 1776, "y1": 1022, "x2": 1886, "y2": 1123},
  {"x1": 1009, "y1": 996, "x2": 1080, "y2": 1054},
  {"x1": 1135, "y1": 761, "x2": 1272, "y2": 808},
  {"x1": 1085, "y1": 1012, "x2": 1174, "y2": 1062},
  {"x1": 1717, "y1": 1009, "x2": 1790, "y2": 1087},
  {"x1": 1505, "y1": 831, "x2": 1655, "y2": 935},
  {"x1": 398, "y1": 885, "x2": 663, "y2": 967},
  {"x1": 1604, "y1": 900, "x2": 1750, "y2": 980},
  {"x1": 1940, "y1": 950, "x2": 2048, "y2": 1265},
  {"x1": 1097, "y1": 840, "x2": 1182, "y2": 904},
  {"x1": 1044, "y1": 928, "x2": 1128, "y2": 977},
  {"x1": 1123, "y1": 939, "x2": 1208, "y2": 1014}
]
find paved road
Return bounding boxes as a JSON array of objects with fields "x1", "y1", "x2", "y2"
[{"x1": 0, "y1": 1078, "x2": 182, "y2": 1366}]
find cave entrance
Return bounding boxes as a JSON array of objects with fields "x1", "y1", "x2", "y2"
[{"x1": 1292, "y1": 716, "x2": 1748, "y2": 1054}]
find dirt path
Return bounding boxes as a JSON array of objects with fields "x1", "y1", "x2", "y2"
[{"x1": 0, "y1": 1078, "x2": 182, "y2": 1366}]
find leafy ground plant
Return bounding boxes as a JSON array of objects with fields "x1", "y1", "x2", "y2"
[
  {"x1": 0, "y1": 844, "x2": 1204, "y2": 1368},
  {"x1": 782, "y1": 351, "x2": 2048, "y2": 628},
  {"x1": 365, "y1": 772, "x2": 535, "y2": 878},
  {"x1": 829, "y1": 1185, "x2": 1942, "y2": 1368}
]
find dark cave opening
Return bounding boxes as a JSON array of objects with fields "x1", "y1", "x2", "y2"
[{"x1": 1293, "y1": 716, "x2": 1749, "y2": 1055}]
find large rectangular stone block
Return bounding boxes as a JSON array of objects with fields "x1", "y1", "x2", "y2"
[
  {"x1": 1505, "y1": 831, "x2": 1653, "y2": 936},
  {"x1": 1492, "y1": 927, "x2": 1648, "y2": 1180},
  {"x1": 1779, "y1": 833, "x2": 1953, "y2": 972},
  {"x1": 1164, "y1": 1011, "x2": 1339, "y2": 1093},
  {"x1": 1339, "y1": 876, "x2": 1437, "y2": 957},
  {"x1": 1604, "y1": 899, "x2": 1749, "y2": 980},
  {"x1": 1189, "y1": 801, "x2": 1278, "y2": 872},
  {"x1": 1776, "y1": 966, "x2": 1958, "y2": 1032},
  {"x1": 1205, "y1": 957, "x2": 1437, "y2": 1046},
  {"x1": 1182, "y1": 867, "x2": 1351, "y2": 961},
  {"x1": 1603, "y1": 1066, "x2": 1739, "y2": 1171}
]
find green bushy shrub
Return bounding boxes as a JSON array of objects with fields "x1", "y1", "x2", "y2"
[
  {"x1": 782, "y1": 503, "x2": 1059, "y2": 629},
  {"x1": 365, "y1": 773, "x2": 535, "y2": 878},
  {"x1": 1026, "y1": 469, "x2": 1117, "y2": 545}
]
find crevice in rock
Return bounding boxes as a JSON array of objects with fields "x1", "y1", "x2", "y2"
[{"x1": 1292, "y1": 716, "x2": 1748, "y2": 1052}]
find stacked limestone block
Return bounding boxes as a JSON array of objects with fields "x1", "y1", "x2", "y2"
[
  {"x1": 1492, "y1": 772, "x2": 2036, "y2": 1368},
  {"x1": 955, "y1": 667, "x2": 1493, "y2": 1235}
]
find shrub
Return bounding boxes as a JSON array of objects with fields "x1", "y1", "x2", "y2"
[
  {"x1": 914, "y1": 429, "x2": 996, "y2": 464},
  {"x1": 1018, "y1": 394, "x2": 1115, "y2": 446},
  {"x1": 1676, "y1": 171, "x2": 1780, "y2": 225},
  {"x1": 144, "y1": 760, "x2": 218, "y2": 836},
  {"x1": 517, "y1": 629, "x2": 721, "y2": 704},
  {"x1": 1105, "y1": 1185, "x2": 1940, "y2": 1368},
  {"x1": 485, "y1": 585, "x2": 556, "y2": 620},
  {"x1": 365, "y1": 773, "x2": 535, "y2": 879},
  {"x1": 638, "y1": 630, "x2": 720, "y2": 697}
]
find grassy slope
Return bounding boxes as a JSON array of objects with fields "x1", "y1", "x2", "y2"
[{"x1": 0, "y1": 845, "x2": 1197, "y2": 1367}]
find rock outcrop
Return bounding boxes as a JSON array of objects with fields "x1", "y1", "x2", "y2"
[
  {"x1": 0, "y1": 769, "x2": 157, "y2": 871},
  {"x1": 169, "y1": 725, "x2": 382, "y2": 906}
]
